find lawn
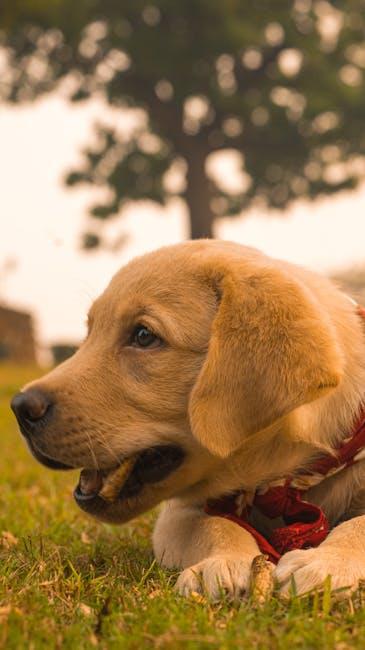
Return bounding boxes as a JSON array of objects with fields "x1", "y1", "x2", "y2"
[{"x1": 1, "y1": 364, "x2": 365, "y2": 649}]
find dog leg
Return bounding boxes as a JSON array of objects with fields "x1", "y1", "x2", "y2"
[
  {"x1": 153, "y1": 499, "x2": 265, "y2": 600},
  {"x1": 276, "y1": 515, "x2": 365, "y2": 597}
]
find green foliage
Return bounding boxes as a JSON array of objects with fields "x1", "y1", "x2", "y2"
[{"x1": 1, "y1": 1, "x2": 365, "y2": 241}]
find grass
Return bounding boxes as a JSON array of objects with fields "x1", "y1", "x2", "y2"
[{"x1": 1, "y1": 364, "x2": 365, "y2": 649}]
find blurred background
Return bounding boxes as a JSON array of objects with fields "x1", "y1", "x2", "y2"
[{"x1": 0, "y1": 0, "x2": 365, "y2": 366}]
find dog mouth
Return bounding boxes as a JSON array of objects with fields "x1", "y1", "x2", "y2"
[
  {"x1": 25, "y1": 436, "x2": 185, "y2": 518},
  {"x1": 73, "y1": 444, "x2": 185, "y2": 506},
  {"x1": 26, "y1": 439, "x2": 75, "y2": 470}
]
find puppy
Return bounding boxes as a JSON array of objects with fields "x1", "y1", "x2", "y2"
[{"x1": 11, "y1": 240, "x2": 365, "y2": 599}]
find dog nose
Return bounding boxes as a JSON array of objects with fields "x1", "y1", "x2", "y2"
[{"x1": 11, "y1": 389, "x2": 51, "y2": 427}]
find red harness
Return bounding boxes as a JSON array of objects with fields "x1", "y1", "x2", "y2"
[{"x1": 205, "y1": 305, "x2": 365, "y2": 565}]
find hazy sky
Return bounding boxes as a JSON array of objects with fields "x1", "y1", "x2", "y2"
[{"x1": 1, "y1": 95, "x2": 365, "y2": 348}]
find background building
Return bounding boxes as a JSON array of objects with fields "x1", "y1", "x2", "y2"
[{"x1": 0, "y1": 304, "x2": 36, "y2": 364}]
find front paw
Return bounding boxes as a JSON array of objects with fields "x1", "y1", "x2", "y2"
[
  {"x1": 276, "y1": 547, "x2": 365, "y2": 597},
  {"x1": 175, "y1": 554, "x2": 255, "y2": 601}
]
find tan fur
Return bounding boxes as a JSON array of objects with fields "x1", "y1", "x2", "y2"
[{"x1": 23, "y1": 240, "x2": 365, "y2": 598}]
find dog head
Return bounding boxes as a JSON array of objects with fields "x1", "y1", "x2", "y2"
[{"x1": 11, "y1": 240, "x2": 343, "y2": 523}]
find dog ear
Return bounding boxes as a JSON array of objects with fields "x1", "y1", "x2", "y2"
[{"x1": 189, "y1": 265, "x2": 343, "y2": 457}]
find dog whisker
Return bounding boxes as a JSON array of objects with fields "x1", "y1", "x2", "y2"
[{"x1": 84, "y1": 430, "x2": 99, "y2": 470}]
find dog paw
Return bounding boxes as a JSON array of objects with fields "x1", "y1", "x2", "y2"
[
  {"x1": 175, "y1": 554, "x2": 254, "y2": 600},
  {"x1": 275, "y1": 547, "x2": 365, "y2": 597}
]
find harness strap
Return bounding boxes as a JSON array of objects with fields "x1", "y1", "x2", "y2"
[
  {"x1": 205, "y1": 497, "x2": 281, "y2": 564},
  {"x1": 205, "y1": 485, "x2": 330, "y2": 564}
]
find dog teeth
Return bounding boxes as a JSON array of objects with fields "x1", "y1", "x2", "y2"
[
  {"x1": 99, "y1": 457, "x2": 136, "y2": 502},
  {"x1": 79, "y1": 469, "x2": 103, "y2": 496}
]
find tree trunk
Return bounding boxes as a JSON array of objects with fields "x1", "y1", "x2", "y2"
[{"x1": 185, "y1": 152, "x2": 214, "y2": 239}]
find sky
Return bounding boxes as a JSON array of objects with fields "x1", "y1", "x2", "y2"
[{"x1": 0, "y1": 95, "x2": 365, "y2": 350}]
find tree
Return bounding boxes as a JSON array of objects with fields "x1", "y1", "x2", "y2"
[{"x1": 1, "y1": 1, "x2": 365, "y2": 246}]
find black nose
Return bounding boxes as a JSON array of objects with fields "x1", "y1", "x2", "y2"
[{"x1": 11, "y1": 389, "x2": 51, "y2": 429}]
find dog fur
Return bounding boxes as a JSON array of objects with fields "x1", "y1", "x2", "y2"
[{"x1": 22, "y1": 240, "x2": 365, "y2": 599}]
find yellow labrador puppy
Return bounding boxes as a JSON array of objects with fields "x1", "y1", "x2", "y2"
[{"x1": 11, "y1": 240, "x2": 365, "y2": 599}]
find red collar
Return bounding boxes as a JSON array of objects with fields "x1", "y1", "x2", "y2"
[{"x1": 205, "y1": 305, "x2": 365, "y2": 564}]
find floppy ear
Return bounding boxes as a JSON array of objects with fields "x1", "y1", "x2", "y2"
[{"x1": 189, "y1": 265, "x2": 343, "y2": 457}]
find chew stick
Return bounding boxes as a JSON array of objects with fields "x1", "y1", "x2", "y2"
[
  {"x1": 99, "y1": 457, "x2": 136, "y2": 502},
  {"x1": 249, "y1": 554, "x2": 275, "y2": 605}
]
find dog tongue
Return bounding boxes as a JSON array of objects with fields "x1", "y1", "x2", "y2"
[{"x1": 79, "y1": 469, "x2": 103, "y2": 496}]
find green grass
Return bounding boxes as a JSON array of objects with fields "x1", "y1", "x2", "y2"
[{"x1": 1, "y1": 364, "x2": 365, "y2": 649}]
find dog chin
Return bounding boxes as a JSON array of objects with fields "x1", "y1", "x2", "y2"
[{"x1": 73, "y1": 487, "x2": 160, "y2": 524}]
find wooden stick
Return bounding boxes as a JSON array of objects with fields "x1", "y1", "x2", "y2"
[
  {"x1": 99, "y1": 457, "x2": 136, "y2": 502},
  {"x1": 249, "y1": 554, "x2": 275, "y2": 605}
]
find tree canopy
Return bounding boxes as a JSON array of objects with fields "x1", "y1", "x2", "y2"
[{"x1": 1, "y1": 0, "x2": 365, "y2": 246}]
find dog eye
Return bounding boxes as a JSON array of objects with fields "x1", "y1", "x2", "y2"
[{"x1": 131, "y1": 325, "x2": 162, "y2": 349}]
